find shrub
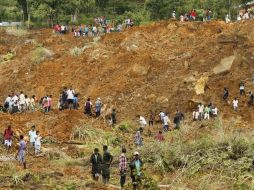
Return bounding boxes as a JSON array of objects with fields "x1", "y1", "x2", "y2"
[
  {"x1": 70, "y1": 47, "x2": 84, "y2": 57},
  {"x1": 230, "y1": 138, "x2": 249, "y2": 159},
  {"x1": 5, "y1": 27, "x2": 28, "y2": 36},
  {"x1": 31, "y1": 47, "x2": 54, "y2": 64}
]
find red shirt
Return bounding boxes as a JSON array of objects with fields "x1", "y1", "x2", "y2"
[
  {"x1": 155, "y1": 133, "x2": 164, "y2": 142},
  {"x1": 4, "y1": 129, "x2": 13, "y2": 140}
]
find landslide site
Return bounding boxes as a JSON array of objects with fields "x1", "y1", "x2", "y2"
[{"x1": 1, "y1": 20, "x2": 254, "y2": 189}]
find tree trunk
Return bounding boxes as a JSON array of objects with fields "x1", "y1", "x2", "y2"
[
  {"x1": 72, "y1": 8, "x2": 79, "y2": 23},
  {"x1": 18, "y1": 0, "x2": 28, "y2": 21}
]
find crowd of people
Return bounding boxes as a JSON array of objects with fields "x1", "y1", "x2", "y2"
[
  {"x1": 133, "y1": 110, "x2": 184, "y2": 146},
  {"x1": 192, "y1": 103, "x2": 218, "y2": 121},
  {"x1": 223, "y1": 81, "x2": 254, "y2": 111},
  {"x1": 90, "y1": 145, "x2": 142, "y2": 189},
  {"x1": 172, "y1": 9, "x2": 213, "y2": 22},
  {"x1": 3, "y1": 78, "x2": 254, "y2": 189},
  {"x1": 3, "y1": 125, "x2": 42, "y2": 169},
  {"x1": 53, "y1": 16, "x2": 134, "y2": 37},
  {"x1": 2, "y1": 91, "x2": 53, "y2": 114},
  {"x1": 173, "y1": 7, "x2": 254, "y2": 24}
]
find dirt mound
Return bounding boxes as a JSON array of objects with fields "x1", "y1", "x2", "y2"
[
  {"x1": 0, "y1": 21, "x2": 254, "y2": 128},
  {"x1": 1, "y1": 20, "x2": 254, "y2": 189}
]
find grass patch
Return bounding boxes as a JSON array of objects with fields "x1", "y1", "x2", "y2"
[
  {"x1": 5, "y1": 27, "x2": 28, "y2": 37},
  {"x1": 30, "y1": 46, "x2": 53, "y2": 64}
]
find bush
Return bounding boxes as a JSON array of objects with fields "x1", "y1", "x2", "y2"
[
  {"x1": 231, "y1": 138, "x2": 249, "y2": 159},
  {"x1": 5, "y1": 27, "x2": 28, "y2": 37},
  {"x1": 70, "y1": 47, "x2": 84, "y2": 57},
  {"x1": 31, "y1": 47, "x2": 54, "y2": 64},
  {"x1": 118, "y1": 121, "x2": 132, "y2": 132}
]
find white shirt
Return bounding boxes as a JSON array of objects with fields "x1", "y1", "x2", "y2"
[
  {"x1": 139, "y1": 116, "x2": 147, "y2": 126},
  {"x1": 213, "y1": 107, "x2": 218, "y2": 115},
  {"x1": 159, "y1": 112, "x2": 165, "y2": 120},
  {"x1": 195, "y1": 111, "x2": 199, "y2": 120},
  {"x1": 233, "y1": 100, "x2": 238, "y2": 107},
  {"x1": 163, "y1": 116, "x2": 170, "y2": 125},
  {"x1": 12, "y1": 95, "x2": 18, "y2": 105},
  {"x1": 31, "y1": 98, "x2": 35, "y2": 105},
  {"x1": 198, "y1": 105, "x2": 204, "y2": 113},
  {"x1": 5, "y1": 97, "x2": 11, "y2": 103},
  {"x1": 29, "y1": 130, "x2": 37, "y2": 143},
  {"x1": 67, "y1": 89, "x2": 75, "y2": 100},
  {"x1": 19, "y1": 94, "x2": 25, "y2": 105},
  {"x1": 25, "y1": 98, "x2": 30, "y2": 106},
  {"x1": 35, "y1": 135, "x2": 42, "y2": 146}
]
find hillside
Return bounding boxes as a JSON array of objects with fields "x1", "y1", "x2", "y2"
[{"x1": 1, "y1": 20, "x2": 254, "y2": 189}]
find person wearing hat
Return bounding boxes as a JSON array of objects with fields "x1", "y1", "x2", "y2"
[
  {"x1": 90, "y1": 148, "x2": 103, "y2": 181},
  {"x1": 102, "y1": 145, "x2": 113, "y2": 186},
  {"x1": 95, "y1": 98, "x2": 103, "y2": 117},
  {"x1": 130, "y1": 151, "x2": 143, "y2": 190}
]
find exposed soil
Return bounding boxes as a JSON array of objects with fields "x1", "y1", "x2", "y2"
[{"x1": 0, "y1": 20, "x2": 254, "y2": 189}]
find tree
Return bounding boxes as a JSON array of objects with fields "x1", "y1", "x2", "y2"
[
  {"x1": 62, "y1": 0, "x2": 96, "y2": 23},
  {"x1": 17, "y1": 0, "x2": 28, "y2": 21}
]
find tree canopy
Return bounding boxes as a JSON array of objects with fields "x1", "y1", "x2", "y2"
[{"x1": 0, "y1": 0, "x2": 252, "y2": 24}]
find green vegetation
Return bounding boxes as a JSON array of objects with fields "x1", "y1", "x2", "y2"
[{"x1": 0, "y1": 0, "x2": 252, "y2": 25}]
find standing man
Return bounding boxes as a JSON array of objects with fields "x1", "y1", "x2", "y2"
[
  {"x1": 19, "y1": 91, "x2": 26, "y2": 112},
  {"x1": 119, "y1": 147, "x2": 127, "y2": 189},
  {"x1": 130, "y1": 152, "x2": 143, "y2": 190},
  {"x1": 90, "y1": 148, "x2": 102, "y2": 181},
  {"x1": 17, "y1": 135, "x2": 27, "y2": 169},
  {"x1": 3, "y1": 125, "x2": 14, "y2": 153},
  {"x1": 111, "y1": 109, "x2": 116, "y2": 127},
  {"x1": 67, "y1": 87, "x2": 75, "y2": 110},
  {"x1": 95, "y1": 98, "x2": 103, "y2": 117},
  {"x1": 174, "y1": 111, "x2": 183, "y2": 130},
  {"x1": 138, "y1": 115, "x2": 147, "y2": 129},
  {"x1": 223, "y1": 88, "x2": 229, "y2": 101},
  {"x1": 239, "y1": 81, "x2": 245, "y2": 96},
  {"x1": 159, "y1": 111, "x2": 165, "y2": 124},
  {"x1": 163, "y1": 113, "x2": 170, "y2": 132},
  {"x1": 28, "y1": 125, "x2": 37, "y2": 148},
  {"x1": 102, "y1": 145, "x2": 113, "y2": 186},
  {"x1": 233, "y1": 98, "x2": 239, "y2": 111},
  {"x1": 248, "y1": 92, "x2": 254, "y2": 106},
  {"x1": 148, "y1": 110, "x2": 155, "y2": 127},
  {"x1": 85, "y1": 98, "x2": 93, "y2": 116}
]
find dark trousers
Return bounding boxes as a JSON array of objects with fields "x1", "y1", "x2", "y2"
[
  {"x1": 120, "y1": 170, "x2": 126, "y2": 187},
  {"x1": 96, "y1": 111, "x2": 101, "y2": 117},
  {"x1": 149, "y1": 120, "x2": 154, "y2": 126},
  {"x1": 223, "y1": 94, "x2": 228, "y2": 100},
  {"x1": 131, "y1": 175, "x2": 141, "y2": 190}
]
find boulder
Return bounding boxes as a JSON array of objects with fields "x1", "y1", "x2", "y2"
[
  {"x1": 156, "y1": 96, "x2": 169, "y2": 104},
  {"x1": 146, "y1": 94, "x2": 157, "y2": 100},
  {"x1": 213, "y1": 55, "x2": 235, "y2": 74},
  {"x1": 195, "y1": 75, "x2": 209, "y2": 95}
]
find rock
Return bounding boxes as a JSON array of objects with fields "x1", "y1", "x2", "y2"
[
  {"x1": 93, "y1": 36, "x2": 101, "y2": 43},
  {"x1": 131, "y1": 64, "x2": 151, "y2": 75},
  {"x1": 213, "y1": 55, "x2": 235, "y2": 74},
  {"x1": 184, "y1": 74, "x2": 196, "y2": 83},
  {"x1": 167, "y1": 23, "x2": 177, "y2": 30},
  {"x1": 156, "y1": 96, "x2": 169, "y2": 104},
  {"x1": 195, "y1": 75, "x2": 209, "y2": 95},
  {"x1": 130, "y1": 54, "x2": 152, "y2": 76},
  {"x1": 184, "y1": 61, "x2": 190, "y2": 69},
  {"x1": 146, "y1": 94, "x2": 157, "y2": 100}
]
